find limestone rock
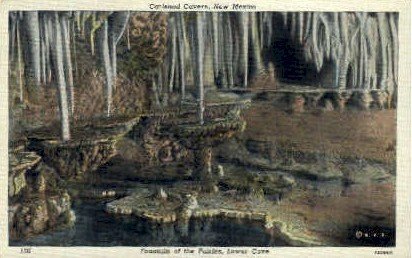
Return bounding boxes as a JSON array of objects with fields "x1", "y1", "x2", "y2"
[
  {"x1": 29, "y1": 138, "x2": 118, "y2": 179},
  {"x1": 35, "y1": 172, "x2": 46, "y2": 193},
  {"x1": 371, "y1": 91, "x2": 389, "y2": 109},
  {"x1": 184, "y1": 194, "x2": 199, "y2": 210},
  {"x1": 217, "y1": 165, "x2": 224, "y2": 177},
  {"x1": 323, "y1": 99, "x2": 334, "y2": 111},
  {"x1": 290, "y1": 94, "x2": 305, "y2": 113},
  {"x1": 9, "y1": 170, "x2": 26, "y2": 197},
  {"x1": 156, "y1": 187, "x2": 168, "y2": 200}
]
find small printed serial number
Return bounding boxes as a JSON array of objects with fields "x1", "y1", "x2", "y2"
[
  {"x1": 20, "y1": 247, "x2": 31, "y2": 254},
  {"x1": 375, "y1": 250, "x2": 393, "y2": 255}
]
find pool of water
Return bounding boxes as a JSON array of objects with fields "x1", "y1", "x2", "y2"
[{"x1": 10, "y1": 200, "x2": 288, "y2": 247}]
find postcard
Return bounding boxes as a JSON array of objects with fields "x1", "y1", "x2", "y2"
[{"x1": 0, "y1": 0, "x2": 410, "y2": 257}]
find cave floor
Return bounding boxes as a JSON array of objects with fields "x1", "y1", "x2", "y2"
[{"x1": 79, "y1": 164, "x2": 394, "y2": 247}]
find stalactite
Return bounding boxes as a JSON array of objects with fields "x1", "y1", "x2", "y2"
[
  {"x1": 126, "y1": 25, "x2": 131, "y2": 50},
  {"x1": 49, "y1": 12, "x2": 70, "y2": 141},
  {"x1": 282, "y1": 12, "x2": 288, "y2": 27},
  {"x1": 330, "y1": 13, "x2": 341, "y2": 88},
  {"x1": 39, "y1": 14, "x2": 47, "y2": 85},
  {"x1": 11, "y1": 11, "x2": 399, "y2": 116},
  {"x1": 239, "y1": 13, "x2": 249, "y2": 87},
  {"x1": 356, "y1": 13, "x2": 367, "y2": 88},
  {"x1": 377, "y1": 13, "x2": 389, "y2": 90},
  {"x1": 81, "y1": 12, "x2": 91, "y2": 38},
  {"x1": 338, "y1": 13, "x2": 350, "y2": 89},
  {"x1": 319, "y1": 14, "x2": 331, "y2": 61},
  {"x1": 263, "y1": 12, "x2": 273, "y2": 48},
  {"x1": 311, "y1": 13, "x2": 324, "y2": 72},
  {"x1": 45, "y1": 13, "x2": 54, "y2": 84},
  {"x1": 331, "y1": 13, "x2": 340, "y2": 62},
  {"x1": 176, "y1": 13, "x2": 186, "y2": 99},
  {"x1": 43, "y1": 13, "x2": 51, "y2": 84},
  {"x1": 350, "y1": 24, "x2": 360, "y2": 88},
  {"x1": 97, "y1": 20, "x2": 113, "y2": 117},
  {"x1": 22, "y1": 11, "x2": 41, "y2": 88},
  {"x1": 194, "y1": 12, "x2": 205, "y2": 125},
  {"x1": 71, "y1": 19, "x2": 78, "y2": 78},
  {"x1": 90, "y1": 12, "x2": 103, "y2": 56},
  {"x1": 366, "y1": 16, "x2": 378, "y2": 89},
  {"x1": 152, "y1": 74, "x2": 161, "y2": 107},
  {"x1": 60, "y1": 13, "x2": 74, "y2": 115},
  {"x1": 16, "y1": 16, "x2": 24, "y2": 102},
  {"x1": 218, "y1": 13, "x2": 226, "y2": 87},
  {"x1": 259, "y1": 12, "x2": 264, "y2": 50},
  {"x1": 225, "y1": 13, "x2": 234, "y2": 88},
  {"x1": 168, "y1": 16, "x2": 177, "y2": 93},
  {"x1": 9, "y1": 13, "x2": 16, "y2": 64},
  {"x1": 386, "y1": 40, "x2": 393, "y2": 91},
  {"x1": 232, "y1": 27, "x2": 240, "y2": 85},
  {"x1": 250, "y1": 12, "x2": 263, "y2": 77},
  {"x1": 290, "y1": 12, "x2": 296, "y2": 40},
  {"x1": 108, "y1": 11, "x2": 130, "y2": 88},
  {"x1": 304, "y1": 12, "x2": 312, "y2": 42},
  {"x1": 174, "y1": 45, "x2": 180, "y2": 92},
  {"x1": 159, "y1": 64, "x2": 165, "y2": 95},
  {"x1": 212, "y1": 12, "x2": 220, "y2": 86},
  {"x1": 297, "y1": 12, "x2": 304, "y2": 44},
  {"x1": 75, "y1": 11, "x2": 81, "y2": 33},
  {"x1": 109, "y1": 34, "x2": 116, "y2": 90},
  {"x1": 388, "y1": 13, "x2": 398, "y2": 88}
]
